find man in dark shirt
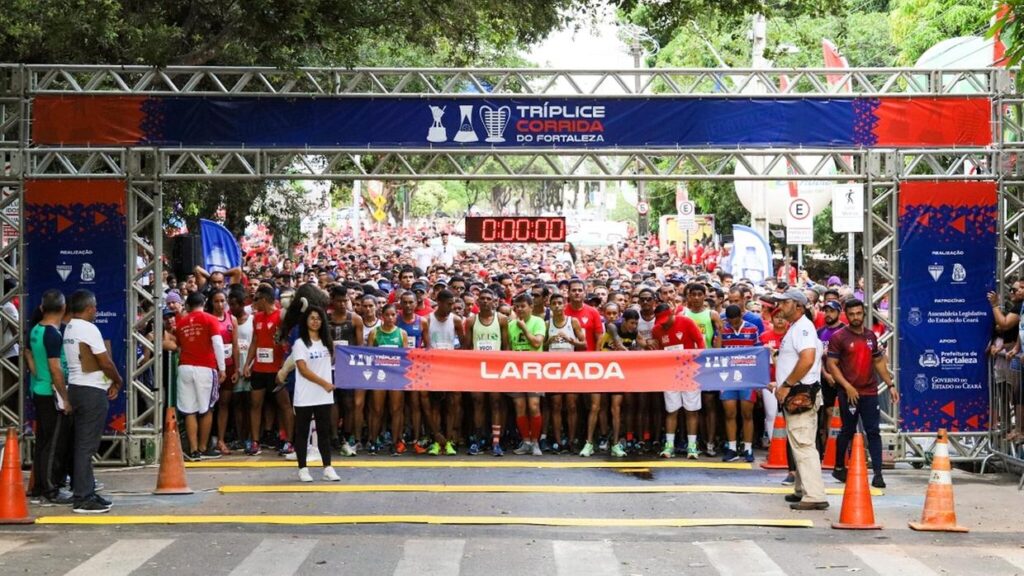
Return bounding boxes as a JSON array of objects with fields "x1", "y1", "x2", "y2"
[{"x1": 825, "y1": 299, "x2": 898, "y2": 488}]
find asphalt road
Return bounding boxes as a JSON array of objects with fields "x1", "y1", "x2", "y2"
[{"x1": 2, "y1": 452, "x2": 1022, "y2": 576}]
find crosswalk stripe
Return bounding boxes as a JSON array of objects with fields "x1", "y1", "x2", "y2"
[
  {"x1": 982, "y1": 547, "x2": 1024, "y2": 570},
  {"x1": 553, "y1": 541, "x2": 620, "y2": 576},
  {"x1": 228, "y1": 538, "x2": 317, "y2": 576},
  {"x1": 393, "y1": 539, "x2": 465, "y2": 576},
  {"x1": 696, "y1": 540, "x2": 786, "y2": 576},
  {"x1": 848, "y1": 544, "x2": 939, "y2": 576},
  {"x1": 0, "y1": 539, "x2": 24, "y2": 556},
  {"x1": 63, "y1": 539, "x2": 173, "y2": 576}
]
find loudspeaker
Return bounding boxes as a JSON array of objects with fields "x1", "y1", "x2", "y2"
[{"x1": 170, "y1": 234, "x2": 202, "y2": 280}]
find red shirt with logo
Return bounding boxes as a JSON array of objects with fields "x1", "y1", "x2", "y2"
[
  {"x1": 177, "y1": 311, "x2": 222, "y2": 369},
  {"x1": 759, "y1": 328, "x2": 786, "y2": 381},
  {"x1": 652, "y1": 314, "x2": 706, "y2": 350},
  {"x1": 251, "y1": 309, "x2": 285, "y2": 373},
  {"x1": 827, "y1": 326, "x2": 882, "y2": 395},
  {"x1": 565, "y1": 303, "x2": 604, "y2": 351}
]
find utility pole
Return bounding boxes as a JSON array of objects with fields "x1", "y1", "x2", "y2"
[
  {"x1": 352, "y1": 154, "x2": 362, "y2": 241},
  {"x1": 631, "y1": 35, "x2": 648, "y2": 238},
  {"x1": 750, "y1": 14, "x2": 770, "y2": 242}
]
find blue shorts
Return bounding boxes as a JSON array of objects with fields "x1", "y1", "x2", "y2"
[{"x1": 720, "y1": 388, "x2": 758, "y2": 403}]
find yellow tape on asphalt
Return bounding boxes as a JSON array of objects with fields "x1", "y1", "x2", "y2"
[
  {"x1": 215, "y1": 484, "x2": 881, "y2": 496},
  {"x1": 186, "y1": 459, "x2": 752, "y2": 470},
  {"x1": 35, "y1": 514, "x2": 813, "y2": 528}
]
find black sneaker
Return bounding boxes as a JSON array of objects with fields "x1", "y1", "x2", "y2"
[
  {"x1": 73, "y1": 498, "x2": 111, "y2": 514},
  {"x1": 201, "y1": 448, "x2": 223, "y2": 460},
  {"x1": 93, "y1": 493, "x2": 112, "y2": 507},
  {"x1": 784, "y1": 493, "x2": 804, "y2": 503},
  {"x1": 184, "y1": 451, "x2": 202, "y2": 462},
  {"x1": 43, "y1": 489, "x2": 74, "y2": 506},
  {"x1": 831, "y1": 467, "x2": 848, "y2": 483},
  {"x1": 871, "y1": 474, "x2": 886, "y2": 489}
]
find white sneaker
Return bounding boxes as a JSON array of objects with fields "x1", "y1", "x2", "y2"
[
  {"x1": 322, "y1": 466, "x2": 340, "y2": 482},
  {"x1": 532, "y1": 442, "x2": 543, "y2": 456},
  {"x1": 286, "y1": 446, "x2": 322, "y2": 462},
  {"x1": 298, "y1": 467, "x2": 313, "y2": 483},
  {"x1": 339, "y1": 442, "x2": 357, "y2": 457}
]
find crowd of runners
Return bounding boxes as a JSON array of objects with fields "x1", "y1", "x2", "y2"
[{"x1": 153, "y1": 225, "x2": 892, "y2": 481}]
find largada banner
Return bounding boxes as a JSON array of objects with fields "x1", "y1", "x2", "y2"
[
  {"x1": 898, "y1": 181, "x2": 995, "y2": 432},
  {"x1": 334, "y1": 346, "x2": 769, "y2": 393},
  {"x1": 25, "y1": 180, "x2": 128, "y2": 435},
  {"x1": 33, "y1": 95, "x2": 991, "y2": 149}
]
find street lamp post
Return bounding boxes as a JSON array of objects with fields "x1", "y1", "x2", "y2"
[{"x1": 619, "y1": 24, "x2": 659, "y2": 239}]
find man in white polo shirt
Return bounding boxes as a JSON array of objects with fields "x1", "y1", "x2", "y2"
[{"x1": 63, "y1": 289, "x2": 123, "y2": 514}]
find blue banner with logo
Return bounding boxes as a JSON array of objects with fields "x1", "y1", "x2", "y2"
[
  {"x1": 898, "y1": 182, "x2": 995, "y2": 432},
  {"x1": 24, "y1": 180, "x2": 128, "y2": 435}
]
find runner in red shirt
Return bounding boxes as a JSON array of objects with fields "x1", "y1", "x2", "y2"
[
  {"x1": 242, "y1": 285, "x2": 285, "y2": 456},
  {"x1": 758, "y1": 311, "x2": 789, "y2": 448},
  {"x1": 176, "y1": 292, "x2": 226, "y2": 460},
  {"x1": 563, "y1": 279, "x2": 605, "y2": 450},
  {"x1": 652, "y1": 303, "x2": 705, "y2": 459}
]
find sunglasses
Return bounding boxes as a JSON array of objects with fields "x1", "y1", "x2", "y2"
[{"x1": 639, "y1": 297, "x2": 654, "y2": 302}]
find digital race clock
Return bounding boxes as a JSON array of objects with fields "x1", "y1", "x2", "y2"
[{"x1": 464, "y1": 216, "x2": 567, "y2": 243}]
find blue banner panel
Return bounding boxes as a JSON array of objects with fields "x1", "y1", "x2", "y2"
[
  {"x1": 33, "y1": 95, "x2": 995, "y2": 149},
  {"x1": 334, "y1": 345, "x2": 769, "y2": 393},
  {"x1": 24, "y1": 180, "x2": 128, "y2": 435},
  {"x1": 898, "y1": 182, "x2": 996, "y2": 432}
]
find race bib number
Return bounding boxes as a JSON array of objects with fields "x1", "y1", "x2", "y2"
[
  {"x1": 433, "y1": 342, "x2": 454, "y2": 350},
  {"x1": 476, "y1": 340, "x2": 497, "y2": 352},
  {"x1": 239, "y1": 342, "x2": 250, "y2": 355},
  {"x1": 380, "y1": 345, "x2": 399, "y2": 349},
  {"x1": 256, "y1": 348, "x2": 274, "y2": 363},
  {"x1": 550, "y1": 342, "x2": 574, "y2": 352},
  {"x1": 223, "y1": 344, "x2": 233, "y2": 357},
  {"x1": 664, "y1": 344, "x2": 686, "y2": 352},
  {"x1": 337, "y1": 340, "x2": 349, "y2": 347}
]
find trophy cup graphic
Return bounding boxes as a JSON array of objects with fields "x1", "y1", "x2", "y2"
[
  {"x1": 454, "y1": 105, "x2": 479, "y2": 143},
  {"x1": 427, "y1": 105, "x2": 447, "y2": 143},
  {"x1": 479, "y1": 105, "x2": 511, "y2": 143}
]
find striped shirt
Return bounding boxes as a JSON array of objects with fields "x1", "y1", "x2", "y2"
[{"x1": 720, "y1": 320, "x2": 761, "y2": 348}]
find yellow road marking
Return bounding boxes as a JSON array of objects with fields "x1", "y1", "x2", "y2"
[
  {"x1": 186, "y1": 459, "x2": 752, "y2": 470},
  {"x1": 215, "y1": 484, "x2": 880, "y2": 496},
  {"x1": 35, "y1": 514, "x2": 813, "y2": 528}
]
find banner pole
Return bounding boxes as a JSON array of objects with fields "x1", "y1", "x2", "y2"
[{"x1": 847, "y1": 232, "x2": 855, "y2": 287}]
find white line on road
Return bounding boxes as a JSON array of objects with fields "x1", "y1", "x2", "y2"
[
  {"x1": 696, "y1": 540, "x2": 787, "y2": 576},
  {"x1": 64, "y1": 539, "x2": 173, "y2": 576},
  {"x1": 982, "y1": 547, "x2": 1024, "y2": 570},
  {"x1": 848, "y1": 544, "x2": 939, "y2": 576},
  {"x1": 228, "y1": 538, "x2": 317, "y2": 576},
  {"x1": 0, "y1": 539, "x2": 23, "y2": 556},
  {"x1": 553, "y1": 541, "x2": 621, "y2": 576},
  {"x1": 393, "y1": 539, "x2": 465, "y2": 576}
]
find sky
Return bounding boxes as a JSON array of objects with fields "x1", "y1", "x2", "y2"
[{"x1": 527, "y1": 6, "x2": 634, "y2": 70}]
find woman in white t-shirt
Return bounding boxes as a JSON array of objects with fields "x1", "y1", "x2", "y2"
[{"x1": 292, "y1": 306, "x2": 339, "y2": 483}]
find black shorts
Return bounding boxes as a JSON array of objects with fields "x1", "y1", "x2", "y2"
[{"x1": 250, "y1": 372, "x2": 276, "y2": 392}]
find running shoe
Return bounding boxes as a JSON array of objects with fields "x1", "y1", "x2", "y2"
[
  {"x1": 246, "y1": 441, "x2": 263, "y2": 456},
  {"x1": 659, "y1": 442, "x2": 675, "y2": 458},
  {"x1": 339, "y1": 441, "x2": 356, "y2": 457},
  {"x1": 598, "y1": 437, "x2": 610, "y2": 452},
  {"x1": 366, "y1": 442, "x2": 378, "y2": 455},
  {"x1": 428, "y1": 442, "x2": 441, "y2": 456},
  {"x1": 610, "y1": 443, "x2": 627, "y2": 458},
  {"x1": 539, "y1": 437, "x2": 552, "y2": 453},
  {"x1": 760, "y1": 432, "x2": 771, "y2": 450},
  {"x1": 492, "y1": 444, "x2": 504, "y2": 457},
  {"x1": 532, "y1": 442, "x2": 543, "y2": 456},
  {"x1": 743, "y1": 449, "x2": 755, "y2": 463},
  {"x1": 93, "y1": 493, "x2": 112, "y2": 507},
  {"x1": 184, "y1": 450, "x2": 202, "y2": 462},
  {"x1": 414, "y1": 440, "x2": 428, "y2": 455},
  {"x1": 871, "y1": 475, "x2": 886, "y2": 489},
  {"x1": 686, "y1": 445, "x2": 700, "y2": 460},
  {"x1": 28, "y1": 493, "x2": 41, "y2": 505},
  {"x1": 298, "y1": 467, "x2": 313, "y2": 483},
  {"x1": 394, "y1": 440, "x2": 406, "y2": 455},
  {"x1": 674, "y1": 442, "x2": 688, "y2": 456},
  {"x1": 831, "y1": 468, "x2": 847, "y2": 483},
  {"x1": 468, "y1": 441, "x2": 481, "y2": 456},
  {"x1": 579, "y1": 441, "x2": 595, "y2": 457},
  {"x1": 704, "y1": 442, "x2": 718, "y2": 457},
  {"x1": 781, "y1": 472, "x2": 796, "y2": 486},
  {"x1": 278, "y1": 442, "x2": 295, "y2": 456},
  {"x1": 635, "y1": 441, "x2": 646, "y2": 455},
  {"x1": 72, "y1": 497, "x2": 111, "y2": 514},
  {"x1": 513, "y1": 442, "x2": 532, "y2": 455},
  {"x1": 43, "y1": 488, "x2": 74, "y2": 507},
  {"x1": 94, "y1": 480, "x2": 105, "y2": 492},
  {"x1": 201, "y1": 447, "x2": 223, "y2": 460},
  {"x1": 722, "y1": 448, "x2": 739, "y2": 462},
  {"x1": 444, "y1": 441, "x2": 457, "y2": 456},
  {"x1": 549, "y1": 441, "x2": 561, "y2": 454},
  {"x1": 323, "y1": 466, "x2": 341, "y2": 482}
]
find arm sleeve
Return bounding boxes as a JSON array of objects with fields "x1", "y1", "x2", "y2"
[
  {"x1": 212, "y1": 335, "x2": 225, "y2": 372},
  {"x1": 44, "y1": 327, "x2": 63, "y2": 358}
]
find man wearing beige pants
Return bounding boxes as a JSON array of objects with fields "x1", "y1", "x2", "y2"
[{"x1": 772, "y1": 288, "x2": 828, "y2": 510}]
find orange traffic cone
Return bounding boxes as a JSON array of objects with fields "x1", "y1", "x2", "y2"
[
  {"x1": 832, "y1": 432, "x2": 881, "y2": 530},
  {"x1": 153, "y1": 408, "x2": 193, "y2": 495},
  {"x1": 909, "y1": 429, "x2": 967, "y2": 532},
  {"x1": 761, "y1": 414, "x2": 789, "y2": 469},
  {"x1": 0, "y1": 428, "x2": 33, "y2": 524},
  {"x1": 821, "y1": 399, "x2": 842, "y2": 470}
]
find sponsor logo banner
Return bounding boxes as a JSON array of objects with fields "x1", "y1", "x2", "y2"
[
  {"x1": 33, "y1": 95, "x2": 992, "y2": 149},
  {"x1": 897, "y1": 181, "x2": 995, "y2": 432},
  {"x1": 334, "y1": 346, "x2": 769, "y2": 393}
]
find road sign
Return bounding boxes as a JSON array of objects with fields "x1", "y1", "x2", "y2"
[
  {"x1": 637, "y1": 201, "x2": 649, "y2": 215},
  {"x1": 372, "y1": 208, "x2": 387, "y2": 222},
  {"x1": 831, "y1": 184, "x2": 863, "y2": 233},
  {"x1": 785, "y1": 197, "x2": 813, "y2": 245},
  {"x1": 676, "y1": 200, "x2": 697, "y2": 232}
]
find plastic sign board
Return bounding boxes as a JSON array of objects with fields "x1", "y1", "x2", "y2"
[
  {"x1": 831, "y1": 184, "x2": 864, "y2": 233},
  {"x1": 676, "y1": 200, "x2": 697, "y2": 232},
  {"x1": 785, "y1": 197, "x2": 814, "y2": 244}
]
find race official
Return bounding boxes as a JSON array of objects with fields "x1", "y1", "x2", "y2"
[
  {"x1": 825, "y1": 298, "x2": 898, "y2": 489},
  {"x1": 773, "y1": 288, "x2": 827, "y2": 510}
]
